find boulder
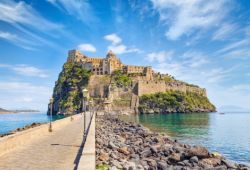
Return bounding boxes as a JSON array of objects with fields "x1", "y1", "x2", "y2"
[
  {"x1": 211, "y1": 152, "x2": 222, "y2": 158},
  {"x1": 190, "y1": 156, "x2": 199, "y2": 163},
  {"x1": 108, "y1": 141, "x2": 118, "y2": 150},
  {"x1": 168, "y1": 153, "x2": 182, "y2": 162},
  {"x1": 150, "y1": 145, "x2": 158, "y2": 154},
  {"x1": 111, "y1": 160, "x2": 122, "y2": 169},
  {"x1": 123, "y1": 161, "x2": 136, "y2": 170},
  {"x1": 222, "y1": 159, "x2": 237, "y2": 169},
  {"x1": 118, "y1": 147, "x2": 130, "y2": 155},
  {"x1": 108, "y1": 166, "x2": 118, "y2": 170},
  {"x1": 157, "y1": 161, "x2": 168, "y2": 170},
  {"x1": 98, "y1": 153, "x2": 109, "y2": 161},
  {"x1": 141, "y1": 148, "x2": 152, "y2": 157},
  {"x1": 187, "y1": 145, "x2": 209, "y2": 158},
  {"x1": 200, "y1": 158, "x2": 221, "y2": 167}
]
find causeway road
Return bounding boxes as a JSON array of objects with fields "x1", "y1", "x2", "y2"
[{"x1": 0, "y1": 114, "x2": 89, "y2": 170}]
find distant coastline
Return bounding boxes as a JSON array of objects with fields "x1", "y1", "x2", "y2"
[{"x1": 0, "y1": 108, "x2": 40, "y2": 114}]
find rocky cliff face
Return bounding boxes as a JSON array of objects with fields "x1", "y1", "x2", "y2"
[{"x1": 47, "y1": 62, "x2": 91, "y2": 115}]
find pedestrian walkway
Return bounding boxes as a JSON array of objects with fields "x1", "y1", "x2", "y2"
[{"x1": 0, "y1": 114, "x2": 91, "y2": 170}]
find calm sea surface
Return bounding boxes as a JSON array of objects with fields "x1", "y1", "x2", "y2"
[
  {"x1": 120, "y1": 112, "x2": 250, "y2": 164},
  {"x1": 0, "y1": 112, "x2": 65, "y2": 135}
]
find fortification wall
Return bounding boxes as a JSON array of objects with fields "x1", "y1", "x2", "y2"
[
  {"x1": 87, "y1": 75, "x2": 111, "y2": 98},
  {"x1": 137, "y1": 81, "x2": 166, "y2": 96},
  {"x1": 137, "y1": 80, "x2": 206, "y2": 96}
]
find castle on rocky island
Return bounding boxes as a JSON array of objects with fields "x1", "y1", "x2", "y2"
[
  {"x1": 67, "y1": 49, "x2": 154, "y2": 80},
  {"x1": 48, "y1": 49, "x2": 215, "y2": 115}
]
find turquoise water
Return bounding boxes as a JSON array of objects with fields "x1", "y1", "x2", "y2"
[
  {"x1": 120, "y1": 112, "x2": 250, "y2": 164},
  {"x1": 0, "y1": 112, "x2": 65, "y2": 135}
]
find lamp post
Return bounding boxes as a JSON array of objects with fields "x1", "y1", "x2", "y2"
[
  {"x1": 49, "y1": 97, "x2": 53, "y2": 132},
  {"x1": 82, "y1": 88, "x2": 88, "y2": 136}
]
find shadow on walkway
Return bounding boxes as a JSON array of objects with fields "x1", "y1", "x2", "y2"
[{"x1": 51, "y1": 143, "x2": 82, "y2": 148}]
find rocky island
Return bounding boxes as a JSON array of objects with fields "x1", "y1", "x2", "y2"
[{"x1": 48, "y1": 50, "x2": 215, "y2": 115}]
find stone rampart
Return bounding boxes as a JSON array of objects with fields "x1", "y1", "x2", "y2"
[{"x1": 137, "y1": 80, "x2": 206, "y2": 96}]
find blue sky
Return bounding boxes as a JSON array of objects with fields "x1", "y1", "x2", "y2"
[{"x1": 0, "y1": 0, "x2": 250, "y2": 111}]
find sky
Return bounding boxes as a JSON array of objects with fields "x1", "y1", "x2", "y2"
[{"x1": 0, "y1": 0, "x2": 250, "y2": 111}]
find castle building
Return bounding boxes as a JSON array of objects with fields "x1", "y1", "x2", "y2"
[{"x1": 67, "y1": 49, "x2": 153, "y2": 79}]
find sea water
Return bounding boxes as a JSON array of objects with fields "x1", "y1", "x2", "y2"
[
  {"x1": 121, "y1": 112, "x2": 250, "y2": 164},
  {"x1": 0, "y1": 112, "x2": 65, "y2": 135}
]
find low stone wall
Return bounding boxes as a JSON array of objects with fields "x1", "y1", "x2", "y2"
[
  {"x1": 78, "y1": 114, "x2": 96, "y2": 170},
  {"x1": 0, "y1": 114, "x2": 81, "y2": 157}
]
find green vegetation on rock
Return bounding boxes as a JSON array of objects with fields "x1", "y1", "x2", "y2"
[
  {"x1": 111, "y1": 70, "x2": 132, "y2": 87},
  {"x1": 49, "y1": 62, "x2": 91, "y2": 114},
  {"x1": 138, "y1": 91, "x2": 216, "y2": 114}
]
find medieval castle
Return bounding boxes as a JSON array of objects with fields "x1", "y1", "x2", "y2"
[
  {"x1": 67, "y1": 49, "x2": 154, "y2": 80},
  {"x1": 67, "y1": 49, "x2": 206, "y2": 98},
  {"x1": 48, "y1": 49, "x2": 210, "y2": 114}
]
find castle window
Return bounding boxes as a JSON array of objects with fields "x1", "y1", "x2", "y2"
[{"x1": 93, "y1": 69, "x2": 95, "y2": 71}]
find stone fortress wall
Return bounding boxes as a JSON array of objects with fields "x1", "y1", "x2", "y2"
[{"x1": 137, "y1": 80, "x2": 206, "y2": 97}]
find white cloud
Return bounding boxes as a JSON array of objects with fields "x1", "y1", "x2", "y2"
[
  {"x1": 151, "y1": 0, "x2": 229, "y2": 40},
  {"x1": 104, "y1": 33, "x2": 122, "y2": 45},
  {"x1": 0, "y1": 0, "x2": 61, "y2": 31},
  {"x1": 216, "y1": 39, "x2": 250, "y2": 54},
  {"x1": 0, "y1": 81, "x2": 51, "y2": 111},
  {"x1": 215, "y1": 38, "x2": 250, "y2": 59},
  {"x1": 147, "y1": 51, "x2": 173, "y2": 63},
  {"x1": 0, "y1": 82, "x2": 49, "y2": 93},
  {"x1": 0, "y1": 0, "x2": 67, "y2": 51},
  {"x1": 149, "y1": 50, "x2": 231, "y2": 84},
  {"x1": 77, "y1": 43, "x2": 96, "y2": 52},
  {"x1": 212, "y1": 23, "x2": 238, "y2": 41},
  {"x1": 181, "y1": 51, "x2": 209, "y2": 68},
  {"x1": 47, "y1": 0, "x2": 96, "y2": 24},
  {"x1": 0, "y1": 64, "x2": 48, "y2": 78},
  {"x1": 104, "y1": 33, "x2": 141, "y2": 54},
  {"x1": 22, "y1": 97, "x2": 33, "y2": 103},
  {"x1": 0, "y1": 31, "x2": 37, "y2": 50},
  {"x1": 223, "y1": 48, "x2": 250, "y2": 59},
  {"x1": 107, "y1": 44, "x2": 140, "y2": 55},
  {"x1": 232, "y1": 84, "x2": 250, "y2": 91}
]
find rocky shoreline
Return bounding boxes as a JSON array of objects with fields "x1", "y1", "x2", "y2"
[
  {"x1": 0, "y1": 122, "x2": 42, "y2": 138},
  {"x1": 96, "y1": 116, "x2": 249, "y2": 170}
]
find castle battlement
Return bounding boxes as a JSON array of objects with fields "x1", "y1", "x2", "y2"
[{"x1": 67, "y1": 49, "x2": 154, "y2": 79}]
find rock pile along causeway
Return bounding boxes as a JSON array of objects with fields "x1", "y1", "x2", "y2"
[{"x1": 96, "y1": 116, "x2": 250, "y2": 170}]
